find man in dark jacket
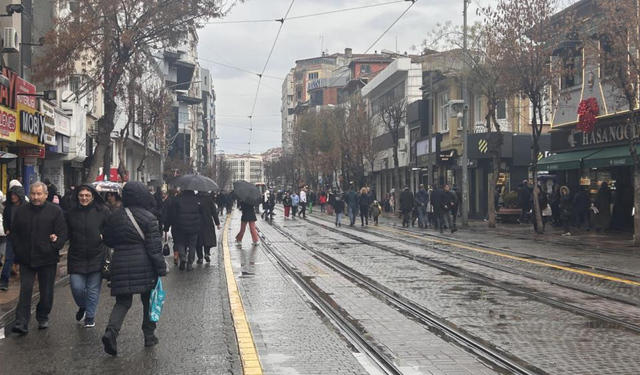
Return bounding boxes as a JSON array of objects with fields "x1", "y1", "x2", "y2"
[
  {"x1": 345, "y1": 186, "x2": 359, "y2": 227},
  {"x1": 517, "y1": 181, "x2": 532, "y2": 224},
  {"x1": 442, "y1": 185, "x2": 458, "y2": 234},
  {"x1": 573, "y1": 186, "x2": 591, "y2": 231},
  {"x1": 196, "y1": 192, "x2": 221, "y2": 265},
  {"x1": 44, "y1": 179, "x2": 59, "y2": 203},
  {"x1": 399, "y1": 187, "x2": 414, "y2": 228},
  {"x1": 415, "y1": 184, "x2": 429, "y2": 228},
  {"x1": 10, "y1": 182, "x2": 68, "y2": 334},
  {"x1": 430, "y1": 185, "x2": 443, "y2": 231},
  {"x1": 216, "y1": 191, "x2": 227, "y2": 217},
  {"x1": 102, "y1": 181, "x2": 167, "y2": 355},
  {"x1": 0, "y1": 184, "x2": 25, "y2": 291},
  {"x1": 169, "y1": 190, "x2": 202, "y2": 271}
]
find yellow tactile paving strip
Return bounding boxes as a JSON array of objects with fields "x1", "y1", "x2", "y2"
[{"x1": 222, "y1": 214, "x2": 264, "y2": 375}]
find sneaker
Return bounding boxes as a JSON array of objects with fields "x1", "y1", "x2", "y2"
[
  {"x1": 102, "y1": 330, "x2": 118, "y2": 356},
  {"x1": 11, "y1": 323, "x2": 28, "y2": 335},
  {"x1": 562, "y1": 232, "x2": 572, "y2": 236},
  {"x1": 0, "y1": 280, "x2": 8, "y2": 291},
  {"x1": 145, "y1": 335, "x2": 159, "y2": 347},
  {"x1": 252, "y1": 242, "x2": 259, "y2": 246},
  {"x1": 179, "y1": 261, "x2": 186, "y2": 271},
  {"x1": 38, "y1": 320, "x2": 49, "y2": 330},
  {"x1": 76, "y1": 307, "x2": 86, "y2": 322},
  {"x1": 84, "y1": 318, "x2": 95, "y2": 328}
]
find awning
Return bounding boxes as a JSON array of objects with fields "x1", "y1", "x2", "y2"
[
  {"x1": 583, "y1": 145, "x2": 640, "y2": 169},
  {"x1": 537, "y1": 149, "x2": 601, "y2": 171}
]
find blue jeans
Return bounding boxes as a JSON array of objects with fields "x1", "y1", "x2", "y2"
[
  {"x1": 418, "y1": 206, "x2": 427, "y2": 227},
  {"x1": 70, "y1": 272, "x2": 103, "y2": 319},
  {"x1": 348, "y1": 206, "x2": 357, "y2": 225},
  {"x1": 335, "y1": 213, "x2": 343, "y2": 226},
  {"x1": 1, "y1": 239, "x2": 14, "y2": 283}
]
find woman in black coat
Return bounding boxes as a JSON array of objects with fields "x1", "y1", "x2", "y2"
[
  {"x1": 66, "y1": 184, "x2": 110, "y2": 328},
  {"x1": 196, "y1": 192, "x2": 221, "y2": 265},
  {"x1": 101, "y1": 182, "x2": 167, "y2": 356}
]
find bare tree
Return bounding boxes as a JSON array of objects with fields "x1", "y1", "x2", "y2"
[
  {"x1": 378, "y1": 98, "x2": 408, "y2": 193},
  {"x1": 33, "y1": 0, "x2": 232, "y2": 183},
  {"x1": 136, "y1": 84, "x2": 173, "y2": 180},
  {"x1": 215, "y1": 156, "x2": 233, "y2": 192}
]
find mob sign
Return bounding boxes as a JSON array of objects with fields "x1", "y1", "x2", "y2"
[{"x1": 17, "y1": 104, "x2": 45, "y2": 146}]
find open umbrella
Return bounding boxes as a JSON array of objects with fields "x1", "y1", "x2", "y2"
[
  {"x1": 233, "y1": 180, "x2": 262, "y2": 206},
  {"x1": 173, "y1": 173, "x2": 219, "y2": 192},
  {"x1": 92, "y1": 181, "x2": 123, "y2": 193}
]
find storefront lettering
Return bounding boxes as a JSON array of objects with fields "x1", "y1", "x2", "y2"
[
  {"x1": 0, "y1": 68, "x2": 17, "y2": 109},
  {"x1": 581, "y1": 123, "x2": 640, "y2": 146},
  {"x1": 0, "y1": 108, "x2": 16, "y2": 138},
  {"x1": 20, "y1": 110, "x2": 45, "y2": 144}
]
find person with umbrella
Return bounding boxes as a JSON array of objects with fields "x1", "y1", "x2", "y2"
[
  {"x1": 233, "y1": 181, "x2": 261, "y2": 246},
  {"x1": 168, "y1": 189, "x2": 201, "y2": 271}
]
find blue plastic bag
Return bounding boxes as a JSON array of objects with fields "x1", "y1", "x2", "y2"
[{"x1": 149, "y1": 278, "x2": 166, "y2": 322}]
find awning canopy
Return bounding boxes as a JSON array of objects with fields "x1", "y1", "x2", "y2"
[
  {"x1": 583, "y1": 145, "x2": 640, "y2": 169},
  {"x1": 537, "y1": 149, "x2": 601, "y2": 171}
]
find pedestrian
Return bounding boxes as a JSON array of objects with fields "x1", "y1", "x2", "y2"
[
  {"x1": 517, "y1": 181, "x2": 532, "y2": 224},
  {"x1": 560, "y1": 186, "x2": 573, "y2": 236},
  {"x1": 430, "y1": 185, "x2": 443, "y2": 231},
  {"x1": 308, "y1": 190, "x2": 316, "y2": 214},
  {"x1": 10, "y1": 182, "x2": 68, "y2": 335},
  {"x1": 261, "y1": 190, "x2": 270, "y2": 220},
  {"x1": 533, "y1": 185, "x2": 549, "y2": 233},
  {"x1": 594, "y1": 182, "x2": 612, "y2": 232},
  {"x1": 43, "y1": 179, "x2": 59, "y2": 203},
  {"x1": 225, "y1": 192, "x2": 234, "y2": 214},
  {"x1": 216, "y1": 191, "x2": 227, "y2": 217},
  {"x1": 196, "y1": 191, "x2": 221, "y2": 265},
  {"x1": 389, "y1": 190, "x2": 396, "y2": 213},
  {"x1": 319, "y1": 190, "x2": 327, "y2": 213},
  {"x1": 358, "y1": 187, "x2": 370, "y2": 226},
  {"x1": 162, "y1": 189, "x2": 179, "y2": 266},
  {"x1": 105, "y1": 192, "x2": 123, "y2": 211},
  {"x1": 334, "y1": 193, "x2": 345, "y2": 227},
  {"x1": 452, "y1": 184, "x2": 462, "y2": 226},
  {"x1": 0, "y1": 192, "x2": 5, "y2": 268},
  {"x1": 66, "y1": 184, "x2": 110, "y2": 328},
  {"x1": 415, "y1": 184, "x2": 428, "y2": 228},
  {"x1": 266, "y1": 191, "x2": 276, "y2": 221},
  {"x1": 60, "y1": 185, "x2": 75, "y2": 212},
  {"x1": 327, "y1": 190, "x2": 335, "y2": 215},
  {"x1": 573, "y1": 186, "x2": 591, "y2": 231},
  {"x1": 298, "y1": 187, "x2": 308, "y2": 218},
  {"x1": 291, "y1": 191, "x2": 299, "y2": 218},
  {"x1": 426, "y1": 188, "x2": 435, "y2": 229},
  {"x1": 101, "y1": 181, "x2": 167, "y2": 355},
  {"x1": 442, "y1": 185, "x2": 458, "y2": 234},
  {"x1": 550, "y1": 184, "x2": 562, "y2": 227},
  {"x1": 153, "y1": 186, "x2": 164, "y2": 228},
  {"x1": 370, "y1": 200, "x2": 382, "y2": 226},
  {"x1": 169, "y1": 190, "x2": 202, "y2": 271},
  {"x1": 235, "y1": 201, "x2": 260, "y2": 246},
  {"x1": 345, "y1": 185, "x2": 358, "y2": 227},
  {"x1": 283, "y1": 192, "x2": 292, "y2": 219},
  {"x1": 399, "y1": 186, "x2": 414, "y2": 228},
  {"x1": 0, "y1": 184, "x2": 25, "y2": 291}
]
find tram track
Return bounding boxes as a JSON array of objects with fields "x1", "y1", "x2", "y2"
[
  {"x1": 295, "y1": 213, "x2": 640, "y2": 334},
  {"x1": 261, "y1": 220, "x2": 544, "y2": 375}
]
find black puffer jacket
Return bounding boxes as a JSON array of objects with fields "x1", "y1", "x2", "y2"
[
  {"x1": 66, "y1": 185, "x2": 111, "y2": 274},
  {"x1": 169, "y1": 191, "x2": 202, "y2": 235},
  {"x1": 3, "y1": 185, "x2": 25, "y2": 233},
  {"x1": 104, "y1": 182, "x2": 166, "y2": 296}
]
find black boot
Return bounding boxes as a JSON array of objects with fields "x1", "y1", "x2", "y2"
[{"x1": 102, "y1": 329, "x2": 118, "y2": 356}]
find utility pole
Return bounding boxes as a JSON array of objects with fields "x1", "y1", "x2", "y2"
[{"x1": 461, "y1": 0, "x2": 470, "y2": 227}]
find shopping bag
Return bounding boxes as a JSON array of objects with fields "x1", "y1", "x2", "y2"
[
  {"x1": 149, "y1": 278, "x2": 166, "y2": 322},
  {"x1": 162, "y1": 233, "x2": 170, "y2": 256}
]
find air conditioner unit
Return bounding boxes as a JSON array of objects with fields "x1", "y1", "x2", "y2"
[{"x1": 2, "y1": 27, "x2": 19, "y2": 53}]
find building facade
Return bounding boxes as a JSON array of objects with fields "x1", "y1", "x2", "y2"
[{"x1": 227, "y1": 154, "x2": 264, "y2": 186}]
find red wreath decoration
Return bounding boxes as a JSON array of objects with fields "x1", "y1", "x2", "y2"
[{"x1": 577, "y1": 97, "x2": 599, "y2": 133}]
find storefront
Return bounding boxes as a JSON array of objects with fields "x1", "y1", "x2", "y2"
[
  {"x1": 0, "y1": 105, "x2": 17, "y2": 193},
  {"x1": 541, "y1": 120, "x2": 636, "y2": 230}
]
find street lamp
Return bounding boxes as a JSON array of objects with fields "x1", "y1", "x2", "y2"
[
  {"x1": 461, "y1": 0, "x2": 470, "y2": 227},
  {"x1": 0, "y1": 4, "x2": 24, "y2": 16}
]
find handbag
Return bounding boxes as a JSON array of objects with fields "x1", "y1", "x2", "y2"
[
  {"x1": 162, "y1": 233, "x2": 170, "y2": 256},
  {"x1": 149, "y1": 278, "x2": 166, "y2": 322},
  {"x1": 101, "y1": 248, "x2": 113, "y2": 280}
]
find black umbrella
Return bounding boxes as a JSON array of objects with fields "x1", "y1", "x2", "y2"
[
  {"x1": 173, "y1": 174, "x2": 219, "y2": 192},
  {"x1": 233, "y1": 180, "x2": 262, "y2": 206}
]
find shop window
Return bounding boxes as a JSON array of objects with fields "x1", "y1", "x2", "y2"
[
  {"x1": 496, "y1": 99, "x2": 506, "y2": 120},
  {"x1": 600, "y1": 37, "x2": 616, "y2": 78},
  {"x1": 561, "y1": 50, "x2": 583, "y2": 89}
]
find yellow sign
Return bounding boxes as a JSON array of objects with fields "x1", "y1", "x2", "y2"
[
  {"x1": 0, "y1": 105, "x2": 17, "y2": 143},
  {"x1": 16, "y1": 103, "x2": 45, "y2": 146},
  {"x1": 478, "y1": 139, "x2": 488, "y2": 153}
]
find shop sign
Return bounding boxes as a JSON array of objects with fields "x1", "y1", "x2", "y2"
[
  {"x1": 551, "y1": 122, "x2": 640, "y2": 152},
  {"x1": 17, "y1": 103, "x2": 45, "y2": 146},
  {"x1": 40, "y1": 101, "x2": 56, "y2": 146},
  {"x1": 416, "y1": 139, "x2": 429, "y2": 156},
  {"x1": 54, "y1": 111, "x2": 70, "y2": 136},
  {"x1": 16, "y1": 77, "x2": 36, "y2": 110},
  {"x1": 20, "y1": 147, "x2": 45, "y2": 158},
  {"x1": 0, "y1": 106, "x2": 17, "y2": 142},
  {"x1": 23, "y1": 157, "x2": 37, "y2": 166}
]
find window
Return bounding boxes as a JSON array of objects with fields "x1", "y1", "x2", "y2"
[
  {"x1": 439, "y1": 91, "x2": 449, "y2": 132},
  {"x1": 496, "y1": 99, "x2": 506, "y2": 120},
  {"x1": 475, "y1": 96, "x2": 484, "y2": 124},
  {"x1": 297, "y1": 91, "x2": 302, "y2": 99},
  {"x1": 287, "y1": 95, "x2": 293, "y2": 103},
  {"x1": 600, "y1": 37, "x2": 616, "y2": 78},
  {"x1": 561, "y1": 50, "x2": 583, "y2": 89},
  {"x1": 308, "y1": 72, "x2": 319, "y2": 80},
  {"x1": 360, "y1": 65, "x2": 371, "y2": 75}
]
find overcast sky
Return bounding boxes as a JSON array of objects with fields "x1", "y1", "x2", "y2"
[{"x1": 197, "y1": 0, "x2": 575, "y2": 155}]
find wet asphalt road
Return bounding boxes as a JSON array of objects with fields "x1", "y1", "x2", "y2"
[{"x1": 0, "y1": 245, "x2": 240, "y2": 375}]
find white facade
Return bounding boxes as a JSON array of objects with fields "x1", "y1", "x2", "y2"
[
  {"x1": 227, "y1": 154, "x2": 264, "y2": 185},
  {"x1": 281, "y1": 70, "x2": 295, "y2": 154}
]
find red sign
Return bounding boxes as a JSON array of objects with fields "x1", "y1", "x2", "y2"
[
  {"x1": 19, "y1": 147, "x2": 45, "y2": 158},
  {"x1": 95, "y1": 168, "x2": 123, "y2": 182},
  {"x1": 15, "y1": 77, "x2": 36, "y2": 109},
  {"x1": 0, "y1": 107, "x2": 16, "y2": 140},
  {"x1": 0, "y1": 68, "x2": 37, "y2": 110}
]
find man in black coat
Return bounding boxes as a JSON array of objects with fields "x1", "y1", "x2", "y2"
[
  {"x1": 517, "y1": 181, "x2": 532, "y2": 224},
  {"x1": 196, "y1": 192, "x2": 221, "y2": 265},
  {"x1": 0, "y1": 184, "x2": 26, "y2": 291},
  {"x1": 430, "y1": 185, "x2": 444, "y2": 231},
  {"x1": 169, "y1": 190, "x2": 202, "y2": 271},
  {"x1": 10, "y1": 182, "x2": 68, "y2": 334},
  {"x1": 399, "y1": 187, "x2": 414, "y2": 228},
  {"x1": 442, "y1": 185, "x2": 458, "y2": 234},
  {"x1": 44, "y1": 179, "x2": 59, "y2": 203},
  {"x1": 573, "y1": 186, "x2": 591, "y2": 231}
]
